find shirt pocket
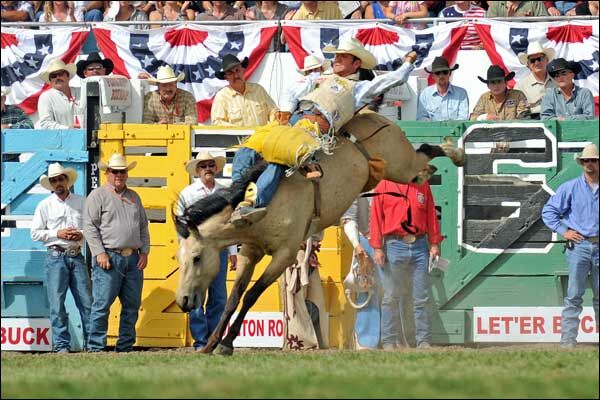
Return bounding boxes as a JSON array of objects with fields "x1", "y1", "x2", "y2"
[{"x1": 229, "y1": 107, "x2": 243, "y2": 125}]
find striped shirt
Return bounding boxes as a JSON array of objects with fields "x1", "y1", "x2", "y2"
[
  {"x1": 211, "y1": 83, "x2": 277, "y2": 127},
  {"x1": 142, "y1": 88, "x2": 198, "y2": 125},
  {"x1": 439, "y1": 5, "x2": 486, "y2": 49}
]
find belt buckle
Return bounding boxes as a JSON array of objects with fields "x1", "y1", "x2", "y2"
[
  {"x1": 402, "y1": 234, "x2": 416, "y2": 244},
  {"x1": 121, "y1": 248, "x2": 133, "y2": 257},
  {"x1": 66, "y1": 248, "x2": 79, "y2": 257}
]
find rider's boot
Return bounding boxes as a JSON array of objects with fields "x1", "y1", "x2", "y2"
[{"x1": 229, "y1": 182, "x2": 267, "y2": 227}]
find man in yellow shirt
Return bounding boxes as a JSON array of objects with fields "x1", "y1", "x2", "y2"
[
  {"x1": 211, "y1": 54, "x2": 277, "y2": 127},
  {"x1": 292, "y1": 1, "x2": 343, "y2": 20}
]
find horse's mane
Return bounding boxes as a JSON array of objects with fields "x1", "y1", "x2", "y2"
[{"x1": 175, "y1": 162, "x2": 267, "y2": 238}]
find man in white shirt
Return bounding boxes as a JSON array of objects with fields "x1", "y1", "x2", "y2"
[
  {"x1": 516, "y1": 42, "x2": 556, "y2": 119},
  {"x1": 177, "y1": 151, "x2": 237, "y2": 350},
  {"x1": 30, "y1": 163, "x2": 92, "y2": 353},
  {"x1": 35, "y1": 59, "x2": 79, "y2": 129}
]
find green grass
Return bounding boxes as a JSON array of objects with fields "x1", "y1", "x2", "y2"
[{"x1": 1, "y1": 346, "x2": 598, "y2": 399}]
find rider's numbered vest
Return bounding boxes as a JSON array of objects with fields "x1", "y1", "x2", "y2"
[{"x1": 299, "y1": 75, "x2": 357, "y2": 133}]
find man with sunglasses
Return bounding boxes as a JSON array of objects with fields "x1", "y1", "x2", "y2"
[
  {"x1": 35, "y1": 59, "x2": 79, "y2": 129},
  {"x1": 542, "y1": 143, "x2": 599, "y2": 349},
  {"x1": 541, "y1": 58, "x2": 595, "y2": 121},
  {"x1": 76, "y1": 52, "x2": 114, "y2": 79},
  {"x1": 31, "y1": 163, "x2": 92, "y2": 353},
  {"x1": 177, "y1": 151, "x2": 238, "y2": 350},
  {"x1": 515, "y1": 42, "x2": 557, "y2": 119},
  {"x1": 417, "y1": 56, "x2": 469, "y2": 121}
]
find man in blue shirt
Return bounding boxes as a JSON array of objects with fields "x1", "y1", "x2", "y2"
[
  {"x1": 417, "y1": 56, "x2": 469, "y2": 121},
  {"x1": 542, "y1": 143, "x2": 599, "y2": 349},
  {"x1": 541, "y1": 58, "x2": 595, "y2": 120}
]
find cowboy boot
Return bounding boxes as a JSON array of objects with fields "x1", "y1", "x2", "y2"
[{"x1": 229, "y1": 182, "x2": 267, "y2": 227}]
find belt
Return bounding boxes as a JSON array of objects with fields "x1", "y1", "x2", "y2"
[
  {"x1": 107, "y1": 248, "x2": 137, "y2": 257},
  {"x1": 387, "y1": 234, "x2": 425, "y2": 244},
  {"x1": 49, "y1": 245, "x2": 81, "y2": 257},
  {"x1": 586, "y1": 237, "x2": 599, "y2": 243}
]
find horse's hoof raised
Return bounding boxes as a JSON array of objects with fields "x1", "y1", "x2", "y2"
[{"x1": 215, "y1": 344, "x2": 234, "y2": 356}]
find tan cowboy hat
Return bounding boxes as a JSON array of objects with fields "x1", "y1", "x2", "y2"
[
  {"x1": 1, "y1": 86, "x2": 10, "y2": 97},
  {"x1": 517, "y1": 42, "x2": 555, "y2": 66},
  {"x1": 39, "y1": 162, "x2": 77, "y2": 191},
  {"x1": 40, "y1": 59, "x2": 77, "y2": 83},
  {"x1": 98, "y1": 153, "x2": 137, "y2": 171},
  {"x1": 147, "y1": 65, "x2": 185, "y2": 85},
  {"x1": 185, "y1": 151, "x2": 226, "y2": 176},
  {"x1": 576, "y1": 143, "x2": 599, "y2": 165},
  {"x1": 298, "y1": 54, "x2": 331, "y2": 73},
  {"x1": 323, "y1": 37, "x2": 377, "y2": 70}
]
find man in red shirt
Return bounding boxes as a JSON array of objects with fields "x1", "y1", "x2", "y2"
[{"x1": 370, "y1": 179, "x2": 442, "y2": 349}]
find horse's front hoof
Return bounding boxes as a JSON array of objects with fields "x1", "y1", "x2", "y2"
[
  {"x1": 197, "y1": 345, "x2": 213, "y2": 354},
  {"x1": 215, "y1": 344, "x2": 234, "y2": 356}
]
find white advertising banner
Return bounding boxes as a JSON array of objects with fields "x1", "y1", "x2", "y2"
[
  {"x1": 229, "y1": 312, "x2": 284, "y2": 348},
  {"x1": 473, "y1": 307, "x2": 599, "y2": 343},
  {"x1": 1, "y1": 318, "x2": 52, "y2": 351}
]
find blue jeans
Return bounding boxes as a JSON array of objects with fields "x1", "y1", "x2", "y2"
[
  {"x1": 88, "y1": 251, "x2": 144, "y2": 352},
  {"x1": 45, "y1": 250, "x2": 92, "y2": 352},
  {"x1": 232, "y1": 147, "x2": 285, "y2": 208},
  {"x1": 83, "y1": 8, "x2": 104, "y2": 21},
  {"x1": 554, "y1": 1, "x2": 577, "y2": 14},
  {"x1": 381, "y1": 236, "x2": 431, "y2": 347},
  {"x1": 189, "y1": 251, "x2": 228, "y2": 349},
  {"x1": 354, "y1": 236, "x2": 384, "y2": 349},
  {"x1": 561, "y1": 240, "x2": 599, "y2": 345}
]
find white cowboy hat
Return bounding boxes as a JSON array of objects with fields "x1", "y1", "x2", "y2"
[
  {"x1": 39, "y1": 162, "x2": 77, "y2": 191},
  {"x1": 185, "y1": 151, "x2": 226, "y2": 176},
  {"x1": 98, "y1": 153, "x2": 137, "y2": 171},
  {"x1": 576, "y1": 143, "x2": 599, "y2": 165},
  {"x1": 517, "y1": 42, "x2": 556, "y2": 66},
  {"x1": 147, "y1": 65, "x2": 185, "y2": 85},
  {"x1": 1, "y1": 86, "x2": 10, "y2": 97},
  {"x1": 298, "y1": 54, "x2": 331, "y2": 73},
  {"x1": 323, "y1": 37, "x2": 377, "y2": 70},
  {"x1": 40, "y1": 59, "x2": 77, "y2": 83}
]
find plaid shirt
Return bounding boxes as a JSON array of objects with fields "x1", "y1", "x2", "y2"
[
  {"x1": 142, "y1": 89, "x2": 198, "y2": 124},
  {"x1": 1, "y1": 104, "x2": 34, "y2": 129}
]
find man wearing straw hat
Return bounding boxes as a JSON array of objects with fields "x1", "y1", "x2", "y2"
[
  {"x1": 84, "y1": 153, "x2": 150, "y2": 352},
  {"x1": 177, "y1": 151, "x2": 238, "y2": 350},
  {"x1": 31, "y1": 162, "x2": 92, "y2": 353},
  {"x1": 142, "y1": 64, "x2": 198, "y2": 125},
  {"x1": 515, "y1": 42, "x2": 556, "y2": 119},
  {"x1": 542, "y1": 143, "x2": 599, "y2": 349},
  {"x1": 35, "y1": 59, "x2": 79, "y2": 129}
]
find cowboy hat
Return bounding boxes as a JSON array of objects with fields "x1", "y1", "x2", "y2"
[
  {"x1": 298, "y1": 54, "x2": 331, "y2": 73},
  {"x1": 215, "y1": 54, "x2": 249, "y2": 80},
  {"x1": 575, "y1": 143, "x2": 599, "y2": 165},
  {"x1": 147, "y1": 65, "x2": 185, "y2": 85},
  {"x1": 76, "y1": 52, "x2": 114, "y2": 78},
  {"x1": 98, "y1": 153, "x2": 137, "y2": 171},
  {"x1": 323, "y1": 37, "x2": 377, "y2": 70},
  {"x1": 547, "y1": 58, "x2": 582, "y2": 77},
  {"x1": 185, "y1": 151, "x2": 226, "y2": 176},
  {"x1": 39, "y1": 162, "x2": 77, "y2": 191},
  {"x1": 517, "y1": 42, "x2": 555, "y2": 66},
  {"x1": 424, "y1": 56, "x2": 459, "y2": 74},
  {"x1": 478, "y1": 65, "x2": 515, "y2": 84},
  {"x1": 40, "y1": 59, "x2": 77, "y2": 83},
  {"x1": 0, "y1": 86, "x2": 10, "y2": 97}
]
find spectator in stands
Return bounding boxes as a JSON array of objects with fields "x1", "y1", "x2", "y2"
[
  {"x1": 515, "y1": 42, "x2": 556, "y2": 119},
  {"x1": 142, "y1": 65, "x2": 198, "y2": 124},
  {"x1": 76, "y1": 52, "x2": 114, "y2": 79},
  {"x1": 486, "y1": 1, "x2": 548, "y2": 17},
  {"x1": 291, "y1": 1, "x2": 342, "y2": 19},
  {"x1": 245, "y1": 1, "x2": 289, "y2": 19},
  {"x1": 423, "y1": 0, "x2": 444, "y2": 17},
  {"x1": 542, "y1": 143, "x2": 598, "y2": 349},
  {"x1": 364, "y1": 1, "x2": 393, "y2": 19},
  {"x1": 149, "y1": 0, "x2": 186, "y2": 27},
  {"x1": 38, "y1": 1, "x2": 80, "y2": 23},
  {"x1": 181, "y1": 1, "x2": 212, "y2": 19},
  {"x1": 545, "y1": 0, "x2": 580, "y2": 15},
  {"x1": 211, "y1": 54, "x2": 277, "y2": 126},
  {"x1": 35, "y1": 59, "x2": 79, "y2": 129},
  {"x1": 84, "y1": 153, "x2": 150, "y2": 353},
  {"x1": 370, "y1": 178, "x2": 443, "y2": 350},
  {"x1": 470, "y1": 65, "x2": 530, "y2": 121},
  {"x1": 196, "y1": 0, "x2": 245, "y2": 20},
  {"x1": 388, "y1": 1, "x2": 428, "y2": 30},
  {"x1": 80, "y1": 1, "x2": 105, "y2": 21},
  {"x1": 541, "y1": 58, "x2": 595, "y2": 120},
  {"x1": 31, "y1": 162, "x2": 92, "y2": 353},
  {"x1": 104, "y1": 1, "x2": 149, "y2": 29},
  {"x1": 417, "y1": 56, "x2": 469, "y2": 121},
  {"x1": 1, "y1": 86, "x2": 34, "y2": 129},
  {"x1": 1, "y1": 1, "x2": 35, "y2": 22},
  {"x1": 438, "y1": 1, "x2": 485, "y2": 50}
]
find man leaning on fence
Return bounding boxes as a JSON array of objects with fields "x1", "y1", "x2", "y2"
[
  {"x1": 31, "y1": 163, "x2": 92, "y2": 353},
  {"x1": 83, "y1": 153, "x2": 150, "y2": 353}
]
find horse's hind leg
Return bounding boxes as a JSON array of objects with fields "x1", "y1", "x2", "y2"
[
  {"x1": 200, "y1": 244, "x2": 264, "y2": 354},
  {"x1": 215, "y1": 247, "x2": 297, "y2": 356},
  {"x1": 417, "y1": 137, "x2": 465, "y2": 167}
]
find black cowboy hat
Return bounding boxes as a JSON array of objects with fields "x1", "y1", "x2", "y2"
[
  {"x1": 547, "y1": 57, "x2": 582, "y2": 77},
  {"x1": 478, "y1": 65, "x2": 515, "y2": 84},
  {"x1": 424, "y1": 56, "x2": 459, "y2": 73},
  {"x1": 215, "y1": 54, "x2": 249, "y2": 80},
  {"x1": 76, "y1": 52, "x2": 114, "y2": 78}
]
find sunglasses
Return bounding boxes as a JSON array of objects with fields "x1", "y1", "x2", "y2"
[
  {"x1": 85, "y1": 65, "x2": 105, "y2": 72},
  {"x1": 198, "y1": 162, "x2": 217, "y2": 169},
  {"x1": 49, "y1": 176, "x2": 66, "y2": 184},
  {"x1": 528, "y1": 55, "x2": 546, "y2": 64},
  {"x1": 581, "y1": 159, "x2": 598, "y2": 164},
  {"x1": 49, "y1": 71, "x2": 67, "y2": 79},
  {"x1": 108, "y1": 169, "x2": 127, "y2": 175},
  {"x1": 434, "y1": 70, "x2": 450, "y2": 76},
  {"x1": 551, "y1": 70, "x2": 570, "y2": 78}
]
